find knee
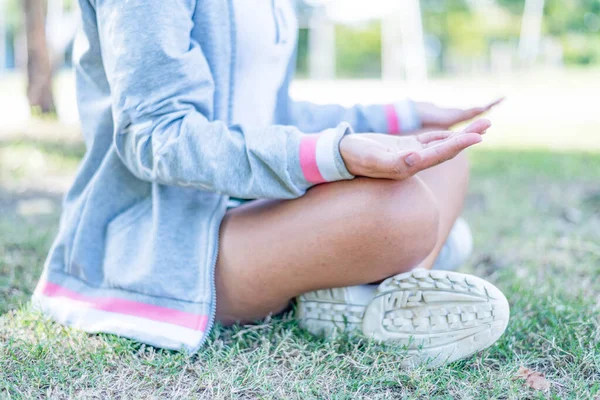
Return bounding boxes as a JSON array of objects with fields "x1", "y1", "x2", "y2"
[
  {"x1": 393, "y1": 177, "x2": 440, "y2": 261},
  {"x1": 450, "y1": 152, "x2": 471, "y2": 188}
]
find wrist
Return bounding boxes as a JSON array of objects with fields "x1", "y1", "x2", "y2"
[
  {"x1": 298, "y1": 124, "x2": 355, "y2": 186},
  {"x1": 339, "y1": 135, "x2": 359, "y2": 177}
]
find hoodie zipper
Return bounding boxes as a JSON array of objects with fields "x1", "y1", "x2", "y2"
[
  {"x1": 196, "y1": 196, "x2": 224, "y2": 349},
  {"x1": 272, "y1": 0, "x2": 280, "y2": 44},
  {"x1": 272, "y1": 0, "x2": 290, "y2": 45},
  {"x1": 197, "y1": 0, "x2": 237, "y2": 350}
]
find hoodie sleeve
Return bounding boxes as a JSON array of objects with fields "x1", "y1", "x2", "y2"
[
  {"x1": 94, "y1": 0, "x2": 353, "y2": 200},
  {"x1": 275, "y1": 49, "x2": 422, "y2": 135},
  {"x1": 288, "y1": 99, "x2": 422, "y2": 135}
]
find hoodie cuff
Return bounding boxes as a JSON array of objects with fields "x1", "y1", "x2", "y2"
[
  {"x1": 295, "y1": 123, "x2": 354, "y2": 187},
  {"x1": 384, "y1": 99, "x2": 422, "y2": 135}
]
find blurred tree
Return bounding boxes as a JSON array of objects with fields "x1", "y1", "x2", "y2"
[
  {"x1": 499, "y1": 0, "x2": 600, "y2": 64},
  {"x1": 5, "y1": 0, "x2": 23, "y2": 31},
  {"x1": 298, "y1": 0, "x2": 599, "y2": 77},
  {"x1": 22, "y1": 0, "x2": 56, "y2": 114},
  {"x1": 335, "y1": 22, "x2": 382, "y2": 78}
]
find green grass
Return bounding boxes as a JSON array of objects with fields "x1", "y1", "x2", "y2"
[{"x1": 1, "y1": 128, "x2": 599, "y2": 398}]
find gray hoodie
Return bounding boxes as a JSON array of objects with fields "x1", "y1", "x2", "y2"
[{"x1": 33, "y1": 0, "x2": 420, "y2": 352}]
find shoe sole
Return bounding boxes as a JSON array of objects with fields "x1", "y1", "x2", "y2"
[
  {"x1": 297, "y1": 269, "x2": 510, "y2": 368},
  {"x1": 296, "y1": 287, "x2": 365, "y2": 336}
]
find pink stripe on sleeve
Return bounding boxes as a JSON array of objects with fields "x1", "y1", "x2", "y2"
[
  {"x1": 385, "y1": 104, "x2": 401, "y2": 135},
  {"x1": 39, "y1": 281, "x2": 208, "y2": 332},
  {"x1": 299, "y1": 135, "x2": 326, "y2": 184}
]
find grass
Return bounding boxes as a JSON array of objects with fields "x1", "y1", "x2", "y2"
[{"x1": 1, "y1": 123, "x2": 599, "y2": 398}]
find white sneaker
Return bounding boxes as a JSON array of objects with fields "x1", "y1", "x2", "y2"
[
  {"x1": 296, "y1": 269, "x2": 510, "y2": 368},
  {"x1": 432, "y1": 218, "x2": 474, "y2": 271}
]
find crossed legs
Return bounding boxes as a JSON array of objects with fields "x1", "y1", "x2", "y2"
[{"x1": 215, "y1": 153, "x2": 470, "y2": 325}]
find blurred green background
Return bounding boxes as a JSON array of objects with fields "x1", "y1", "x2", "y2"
[
  {"x1": 2, "y1": 0, "x2": 600, "y2": 78},
  {"x1": 2, "y1": 0, "x2": 599, "y2": 124},
  {"x1": 295, "y1": 0, "x2": 600, "y2": 78}
]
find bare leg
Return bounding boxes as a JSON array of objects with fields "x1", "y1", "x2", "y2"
[
  {"x1": 215, "y1": 153, "x2": 470, "y2": 324},
  {"x1": 215, "y1": 176, "x2": 439, "y2": 324},
  {"x1": 216, "y1": 154, "x2": 509, "y2": 368},
  {"x1": 416, "y1": 152, "x2": 470, "y2": 269}
]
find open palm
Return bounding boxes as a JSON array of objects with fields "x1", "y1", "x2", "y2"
[{"x1": 340, "y1": 119, "x2": 490, "y2": 180}]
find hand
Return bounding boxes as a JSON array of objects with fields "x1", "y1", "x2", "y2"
[
  {"x1": 340, "y1": 119, "x2": 490, "y2": 180},
  {"x1": 416, "y1": 98, "x2": 503, "y2": 130}
]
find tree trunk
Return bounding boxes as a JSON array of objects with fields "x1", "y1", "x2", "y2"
[{"x1": 22, "y1": 0, "x2": 56, "y2": 114}]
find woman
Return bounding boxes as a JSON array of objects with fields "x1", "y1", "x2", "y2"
[{"x1": 33, "y1": 0, "x2": 509, "y2": 367}]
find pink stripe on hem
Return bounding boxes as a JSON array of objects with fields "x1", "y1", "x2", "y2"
[
  {"x1": 384, "y1": 104, "x2": 401, "y2": 135},
  {"x1": 39, "y1": 281, "x2": 208, "y2": 332},
  {"x1": 299, "y1": 135, "x2": 326, "y2": 184}
]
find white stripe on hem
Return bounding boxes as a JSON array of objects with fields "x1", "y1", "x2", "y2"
[
  {"x1": 34, "y1": 295, "x2": 204, "y2": 350},
  {"x1": 315, "y1": 129, "x2": 344, "y2": 182},
  {"x1": 395, "y1": 100, "x2": 421, "y2": 132}
]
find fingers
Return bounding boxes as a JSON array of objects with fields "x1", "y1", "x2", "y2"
[
  {"x1": 484, "y1": 97, "x2": 505, "y2": 110},
  {"x1": 465, "y1": 97, "x2": 505, "y2": 118},
  {"x1": 397, "y1": 119, "x2": 490, "y2": 175},
  {"x1": 450, "y1": 97, "x2": 504, "y2": 127},
  {"x1": 372, "y1": 132, "x2": 482, "y2": 179},
  {"x1": 416, "y1": 130, "x2": 453, "y2": 144},
  {"x1": 416, "y1": 118, "x2": 490, "y2": 146},
  {"x1": 417, "y1": 132, "x2": 483, "y2": 169},
  {"x1": 462, "y1": 118, "x2": 491, "y2": 134}
]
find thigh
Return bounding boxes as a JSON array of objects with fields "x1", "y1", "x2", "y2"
[{"x1": 215, "y1": 176, "x2": 440, "y2": 324}]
